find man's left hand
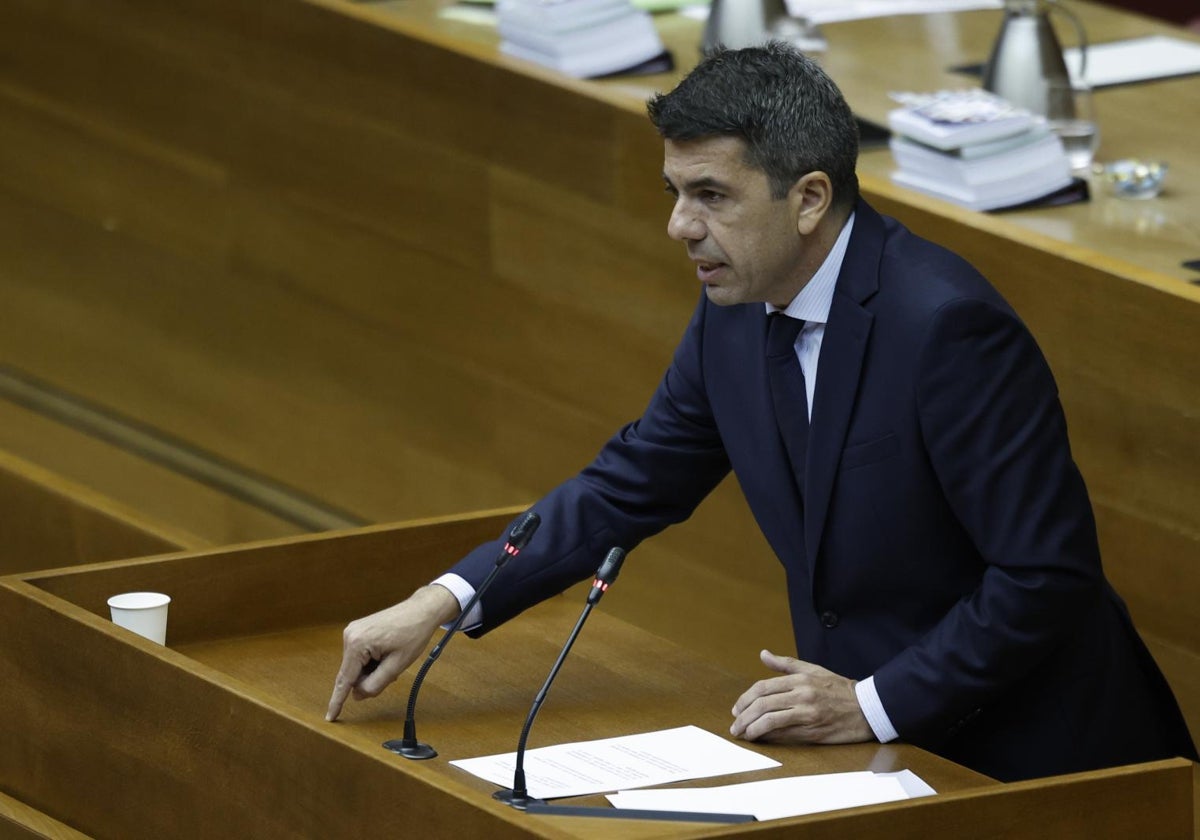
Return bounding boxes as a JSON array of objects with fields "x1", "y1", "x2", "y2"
[{"x1": 730, "y1": 650, "x2": 874, "y2": 744}]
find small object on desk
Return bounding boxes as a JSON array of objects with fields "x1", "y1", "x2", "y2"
[
  {"x1": 1044, "y1": 79, "x2": 1098, "y2": 172},
  {"x1": 1098, "y1": 159, "x2": 1167, "y2": 200},
  {"x1": 107, "y1": 591, "x2": 171, "y2": 645}
]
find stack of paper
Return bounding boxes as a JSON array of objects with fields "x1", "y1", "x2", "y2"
[
  {"x1": 887, "y1": 89, "x2": 1073, "y2": 211},
  {"x1": 497, "y1": 0, "x2": 666, "y2": 78}
]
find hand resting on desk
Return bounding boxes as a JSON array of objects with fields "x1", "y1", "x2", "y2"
[{"x1": 730, "y1": 650, "x2": 874, "y2": 745}]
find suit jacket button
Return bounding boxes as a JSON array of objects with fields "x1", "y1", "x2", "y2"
[{"x1": 820, "y1": 611, "x2": 839, "y2": 629}]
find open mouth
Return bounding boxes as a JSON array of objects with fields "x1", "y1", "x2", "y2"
[{"x1": 695, "y1": 261, "x2": 727, "y2": 281}]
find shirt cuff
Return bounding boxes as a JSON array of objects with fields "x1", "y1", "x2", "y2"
[
  {"x1": 431, "y1": 573, "x2": 483, "y2": 631},
  {"x1": 855, "y1": 675, "x2": 899, "y2": 743}
]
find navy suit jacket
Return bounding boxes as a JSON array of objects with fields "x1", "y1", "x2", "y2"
[{"x1": 450, "y1": 200, "x2": 1195, "y2": 781}]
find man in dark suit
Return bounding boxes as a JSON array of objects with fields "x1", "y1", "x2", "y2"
[{"x1": 326, "y1": 43, "x2": 1195, "y2": 781}]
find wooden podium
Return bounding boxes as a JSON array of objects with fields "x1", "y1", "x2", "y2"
[{"x1": 0, "y1": 509, "x2": 1191, "y2": 838}]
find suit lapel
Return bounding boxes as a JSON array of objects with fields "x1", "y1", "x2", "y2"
[
  {"x1": 804, "y1": 201, "x2": 884, "y2": 570},
  {"x1": 805, "y1": 298, "x2": 872, "y2": 567}
]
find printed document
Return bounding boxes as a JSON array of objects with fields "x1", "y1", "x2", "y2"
[
  {"x1": 606, "y1": 769, "x2": 936, "y2": 821},
  {"x1": 449, "y1": 725, "x2": 780, "y2": 800}
]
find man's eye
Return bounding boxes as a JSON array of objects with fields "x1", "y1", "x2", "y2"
[{"x1": 700, "y1": 190, "x2": 723, "y2": 203}]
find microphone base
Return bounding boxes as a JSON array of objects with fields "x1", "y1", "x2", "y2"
[
  {"x1": 492, "y1": 789, "x2": 546, "y2": 810},
  {"x1": 382, "y1": 738, "x2": 437, "y2": 760}
]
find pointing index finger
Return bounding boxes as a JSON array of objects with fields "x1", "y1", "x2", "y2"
[{"x1": 326, "y1": 653, "x2": 365, "y2": 722}]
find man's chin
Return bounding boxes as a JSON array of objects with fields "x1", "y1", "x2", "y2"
[{"x1": 703, "y1": 284, "x2": 742, "y2": 307}]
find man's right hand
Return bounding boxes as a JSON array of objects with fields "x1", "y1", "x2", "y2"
[{"x1": 325, "y1": 584, "x2": 461, "y2": 722}]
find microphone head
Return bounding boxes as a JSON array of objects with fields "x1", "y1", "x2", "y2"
[
  {"x1": 507, "y1": 511, "x2": 542, "y2": 551},
  {"x1": 587, "y1": 547, "x2": 626, "y2": 604},
  {"x1": 596, "y1": 547, "x2": 626, "y2": 586}
]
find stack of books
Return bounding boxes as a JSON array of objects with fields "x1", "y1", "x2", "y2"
[
  {"x1": 886, "y1": 90, "x2": 1075, "y2": 212},
  {"x1": 497, "y1": 0, "x2": 667, "y2": 79}
]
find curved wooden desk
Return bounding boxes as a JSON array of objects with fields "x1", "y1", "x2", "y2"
[{"x1": 0, "y1": 511, "x2": 1191, "y2": 838}]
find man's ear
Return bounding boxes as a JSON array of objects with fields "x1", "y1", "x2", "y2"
[{"x1": 789, "y1": 171, "x2": 833, "y2": 235}]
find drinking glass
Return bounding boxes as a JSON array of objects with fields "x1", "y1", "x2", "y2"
[{"x1": 1047, "y1": 80, "x2": 1099, "y2": 172}]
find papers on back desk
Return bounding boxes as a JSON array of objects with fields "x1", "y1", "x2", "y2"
[
  {"x1": 783, "y1": 0, "x2": 1001, "y2": 24},
  {"x1": 449, "y1": 725, "x2": 780, "y2": 800},
  {"x1": 1065, "y1": 36, "x2": 1200, "y2": 89}
]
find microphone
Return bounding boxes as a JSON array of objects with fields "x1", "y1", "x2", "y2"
[
  {"x1": 493, "y1": 546, "x2": 626, "y2": 809},
  {"x1": 383, "y1": 510, "x2": 541, "y2": 760}
]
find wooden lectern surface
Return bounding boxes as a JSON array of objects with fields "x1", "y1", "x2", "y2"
[
  {"x1": 0, "y1": 513, "x2": 1192, "y2": 839},
  {"x1": 178, "y1": 608, "x2": 992, "y2": 838}
]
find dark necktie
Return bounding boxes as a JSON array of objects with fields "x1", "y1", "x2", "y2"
[{"x1": 766, "y1": 313, "x2": 810, "y2": 495}]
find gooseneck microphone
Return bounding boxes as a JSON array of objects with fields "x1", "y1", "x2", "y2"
[
  {"x1": 493, "y1": 546, "x2": 626, "y2": 809},
  {"x1": 383, "y1": 510, "x2": 541, "y2": 760}
]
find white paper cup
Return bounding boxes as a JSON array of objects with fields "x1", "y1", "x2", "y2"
[{"x1": 107, "y1": 592, "x2": 171, "y2": 645}]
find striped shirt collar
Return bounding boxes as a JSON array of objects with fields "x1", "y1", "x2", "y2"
[{"x1": 765, "y1": 212, "x2": 855, "y2": 325}]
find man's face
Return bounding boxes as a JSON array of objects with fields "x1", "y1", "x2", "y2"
[{"x1": 663, "y1": 136, "x2": 811, "y2": 309}]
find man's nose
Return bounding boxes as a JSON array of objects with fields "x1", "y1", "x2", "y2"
[{"x1": 667, "y1": 202, "x2": 704, "y2": 242}]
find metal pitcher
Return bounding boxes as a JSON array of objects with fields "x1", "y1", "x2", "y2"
[
  {"x1": 982, "y1": 0, "x2": 1089, "y2": 119},
  {"x1": 702, "y1": 0, "x2": 817, "y2": 51}
]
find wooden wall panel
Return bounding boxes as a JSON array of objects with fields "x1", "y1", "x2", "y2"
[
  {"x1": 0, "y1": 451, "x2": 198, "y2": 575},
  {"x1": 0, "y1": 401, "x2": 304, "y2": 547},
  {"x1": 0, "y1": 790, "x2": 91, "y2": 840},
  {"x1": 0, "y1": 87, "x2": 229, "y2": 267}
]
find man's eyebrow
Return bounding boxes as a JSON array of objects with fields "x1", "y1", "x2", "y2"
[{"x1": 662, "y1": 174, "x2": 731, "y2": 193}]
